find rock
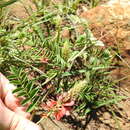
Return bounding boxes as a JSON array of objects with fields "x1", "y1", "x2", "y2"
[
  {"x1": 9, "y1": 0, "x2": 36, "y2": 19},
  {"x1": 38, "y1": 117, "x2": 71, "y2": 130},
  {"x1": 103, "y1": 119, "x2": 115, "y2": 126},
  {"x1": 120, "y1": 100, "x2": 130, "y2": 117},
  {"x1": 103, "y1": 112, "x2": 111, "y2": 120},
  {"x1": 80, "y1": 0, "x2": 130, "y2": 92},
  {"x1": 76, "y1": 25, "x2": 85, "y2": 34},
  {"x1": 80, "y1": 0, "x2": 130, "y2": 48},
  {"x1": 8, "y1": 0, "x2": 64, "y2": 19},
  {"x1": 62, "y1": 29, "x2": 70, "y2": 39},
  {"x1": 98, "y1": 124, "x2": 110, "y2": 130},
  {"x1": 120, "y1": 123, "x2": 130, "y2": 130},
  {"x1": 116, "y1": 28, "x2": 130, "y2": 39},
  {"x1": 125, "y1": 42, "x2": 130, "y2": 50}
]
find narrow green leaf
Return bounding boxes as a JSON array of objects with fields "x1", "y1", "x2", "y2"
[
  {"x1": 26, "y1": 81, "x2": 34, "y2": 93},
  {"x1": 26, "y1": 103, "x2": 36, "y2": 113},
  {"x1": 8, "y1": 75, "x2": 17, "y2": 80},
  {"x1": 18, "y1": 68, "x2": 24, "y2": 77},
  {"x1": 13, "y1": 87, "x2": 23, "y2": 93},
  {"x1": 0, "y1": 0, "x2": 19, "y2": 8},
  {"x1": 21, "y1": 73, "x2": 28, "y2": 83},
  {"x1": 21, "y1": 98, "x2": 31, "y2": 106},
  {"x1": 26, "y1": 97, "x2": 39, "y2": 113},
  {"x1": 85, "y1": 108, "x2": 91, "y2": 114},
  {"x1": 17, "y1": 91, "x2": 27, "y2": 97},
  {"x1": 11, "y1": 80, "x2": 21, "y2": 85},
  {"x1": 94, "y1": 96, "x2": 125, "y2": 108},
  {"x1": 10, "y1": 66, "x2": 17, "y2": 74},
  {"x1": 29, "y1": 88, "x2": 39, "y2": 99}
]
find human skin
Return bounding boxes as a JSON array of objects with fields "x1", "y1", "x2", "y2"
[{"x1": 0, "y1": 73, "x2": 41, "y2": 130}]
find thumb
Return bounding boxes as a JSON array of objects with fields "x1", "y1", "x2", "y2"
[
  {"x1": 10, "y1": 114, "x2": 42, "y2": 130},
  {"x1": 0, "y1": 99, "x2": 41, "y2": 130}
]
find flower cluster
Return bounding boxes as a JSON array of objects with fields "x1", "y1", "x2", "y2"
[{"x1": 42, "y1": 94, "x2": 74, "y2": 120}]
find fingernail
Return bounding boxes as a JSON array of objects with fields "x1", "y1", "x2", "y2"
[{"x1": 15, "y1": 99, "x2": 21, "y2": 106}]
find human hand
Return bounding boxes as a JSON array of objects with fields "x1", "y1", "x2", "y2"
[{"x1": 0, "y1": 73, "x2": 41, "y2": 130}]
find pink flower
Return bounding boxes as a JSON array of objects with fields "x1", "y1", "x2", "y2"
[
  {"x1": 43, "y1": 99, "x2": 57, "y2": 110},
  {"x1": 40, "y1": 58, "x2": 49, "y2": 64},
  {"x1": 42, "y1": 97, "x2": 74, "y2": 120},
  {"x1": 54, "y1": 100, "x2": 74, "y2": 120},
  {"x1": 46, "y1": 100, "x2": 57, "y2": 108}
]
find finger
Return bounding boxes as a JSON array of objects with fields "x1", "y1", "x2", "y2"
[
  {"x1": 4, "y1": 91, "x2": 20, "y2": 110},
  {"x1": 0, "y1": 72, "x2": 9, "y2": 85},
  {"x1": 4, "y1": 91, "x2": 29, "y2": 112},
  {"x1": 5, "y1": 92, "x2": 30, "y2": 119},
  {"x1": 0, "y1": 73, "x2": 25, "y2": 110},
  {"x1": 0, "y1": 73, "x2": 31, "y2": 119},
  {"x1": 0, "y1": 99, "x2": 41, "y2": 130},
  {"x1": 0, "y1": 73, "x2": 16, "y2": 100},
  {"x1": 0, "y1": 98, "x2": 15, "y2": 130},
  {"x1": 14, "y1": 107, "x2": 31, "y2": 119},
  {"x1": 0, "y1": 73, "x2": 9, "y2": 99},
  {"x1": 10, "y1": 114, "x2": 42, "y2": 130}
]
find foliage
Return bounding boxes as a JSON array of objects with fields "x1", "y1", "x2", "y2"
[
  {"x1": 0, "y1": 0, "x2": 122, "y2": 119},
  {"x1": 0, "y1": 0, "x2": 19, "y2": 8}
]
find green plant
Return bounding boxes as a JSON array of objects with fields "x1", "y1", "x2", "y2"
[
  {"x1": 0, "y1": 0, "x2": 122, "y2": 120},
  {"x1": 0, "y1": 0, "x2": 19, "y2": 8}
]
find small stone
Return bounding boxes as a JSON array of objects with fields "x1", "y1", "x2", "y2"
[
  {"x1": 125, "y1": 42, "x2": 130, "y2": 50},
  {"x1": 62, "y1": 29, "x2": 70, "y2": 39},
  {"x1": 103, "y1": 112, "x2": 111, "y2": 120},
  {"x1": 117, "y1": 28, "x2": 130, "y2": 39},
  {"x1": 76, "y1": 25, "x2": 84, "y2": 34}
]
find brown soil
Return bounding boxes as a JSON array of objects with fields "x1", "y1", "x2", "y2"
[{"x1": 79, "y1": 1, "x2": 130, "y2": 129}]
